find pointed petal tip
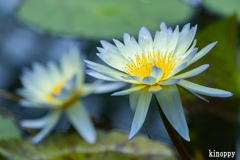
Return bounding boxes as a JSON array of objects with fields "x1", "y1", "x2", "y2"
[
  {"x1": 31, "y1": 140, "x2": 38, "y2": 145},
  {"x1": 160, "y1": 21, "x2": 165, "y2": 25},
  {"x1": 185, "y1": 135, "x2": 190, "y2": 141},
  {"x1": 140, "y1": 26, "x2": 147, "y2": 30},
  {"x1": 111, "y1": 93, "x2": 118, "y2": 96},
  {"x1": 149, "y1": 90, "x2": 161, "y2": 94},
  {"x1": 32, "y1": 137, "x2": 40, "y2": 145},
  {"x1": 86, "y1": 137, "x2": 96, "y2": 144},
  {"x1": 128, "y1": 134, "x2": 135, "y2": 141}
]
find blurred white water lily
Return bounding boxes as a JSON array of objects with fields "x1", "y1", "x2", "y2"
[
  {"x1": 84, "y1": 22, "x2": 233, "y2": 141},
  {"x1": 17, "y1": 46, "x2": 125, "y2": 144}
]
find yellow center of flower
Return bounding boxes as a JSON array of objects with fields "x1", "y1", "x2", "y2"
[
  {"x1": 45, "y1": 79, "x2": 81, "y2": 109},
  {"x1": 125, "y1": 49, "x2": 177, "y2": 80},
  {"x1": 45, "y1": 81, "x2": 65, "y2": 102}
]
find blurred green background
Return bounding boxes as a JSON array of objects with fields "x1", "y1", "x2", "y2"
[{"x1": 0, "y1": 0, "x2": 240, "y2": 159}]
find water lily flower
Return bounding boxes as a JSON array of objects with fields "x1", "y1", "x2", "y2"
[
  {"x1": 17, "y1": 46, "x2": 125, "y2": 144},
  {"x1": 84, "y1": 22, "x2": 233, "y2": 141}
]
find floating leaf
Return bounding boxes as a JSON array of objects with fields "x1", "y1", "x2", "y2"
[
  {"x1": 0, "y1": 115, "x2": 21, "y2": 142},
  {"x1": 17, "y1": 0, "x2": 193, "y2": 39},
  {"x1": 179, "y1": 15, "x2": 239, "y2": 121},
  {"x1": 202, "y1": 0, "x2": 240, "y2": 22},
  {"x1": 0, "y1": 130, "x2": 176, "y2": 160}
]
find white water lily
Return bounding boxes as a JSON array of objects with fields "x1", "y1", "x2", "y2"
[
  {"x1": 17, "y1": 46, "x2": 125, "y2": 144},
  {"x1": 84, "y1": 22, "x2": 233, "y2": 141}
]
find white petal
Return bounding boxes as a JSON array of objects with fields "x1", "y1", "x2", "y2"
[
  {"x1": 97, "y1": 47, "x2": 130, "y2": 64},
  {"x1": 142, "y1": 76, "x2": 156, "y2": 85},
  {"x1": 129, "y1": 84, "x2": 141, "y2": 112},
  {"x1": 111, "y1": 85, "x2": 147, "y2": 96},
  {"x1": 21, "y1": 112, "x2": 53, "y2": 129},
  {"x1": 129, "y1": 88, "x2": 152, "y2": 140},
  {"x1": 46, "y1": 61, "x2": 62, "y2": 85},
  {"x1": 166, "y1": 62, "x2": 188, "y2": 78},
  {"x1": 81, "y1": 83, "x2": 96, "y2": 97},
  {"x1": 122, "y1": 76, "x2": 143, "y2": 84},
  {"x1": 177, "y1": 23, "x2": 190, "y2": 45},
  {"x1": 32, "y1": 62, "x2": 50, "y2": 83},
  {"x1": 143, "y1": 36, "x2": 153, "y2": 56},
  {"x1": 130, "y1": 36, "x2": 143, "y2": 55},
  {"x1": 167, "y1": 27, "x2": 173, "y2": 42},
  {"x1": 166, "y1": 25, "x2": 179, "y2": 53},
  {"x1": 149, "y1": 85, "x2": 162, "y2": 94},
  {"x1": 84, "y1": 70, "x2": 118, "y2": 81},
  {"x1": 178, "y1": 48, "x2": 198, "y2": 66},
  {"x1": 113, "y1": 39, "x2": 135, "y2": 61},
  {"x1": 174, "y1": 26, "x2": 197, "y2": 57},
  {"x1": 100, "y1": 40, "x2": 121, "y2": 55},
  {"x1": 155, "y1": 85, "x2": 190, "y2": 141},
  {"x1": 174, "y1": 64, "x2": 209, "y2": 79},
  {"x1": 189, "y1": 90, "x2": 209, "y2": 103},
  {"x1": 65, "y1": 101, "x2": 96, "y2": 144},
  {"x1": 138, "y1": 26, "x2": 153, "y2": 51},
  {"x1": 32, "y1": 110, "x2": 61, "y2": 144},
  {"x1": 159, "y1": 78, "x2": 181, "y2": 85},
  {"x1": 178, "y1": 79, "x2": 233, "y2": 97},
  {"x1": 187, "y1": 41, "x2": 217, "y2": 67},
  {"x1": 97, "y1": 53, "x2": 125, "y2": 72},
  {"x1": 123, "y1": 33, "x2": 137, "y2": 54},
  {"x1": 159, "y1": 22, "x2": 168, "y2": 53},
  {"x1": 94, "y1": 82, "x2": 126, "y2": 94},
  {"x1": 83, "y1": 60, "x2": 128, "y2": 81},
  {"x1": 150, "y1": 66, "x2": 163, "y2": 81}
]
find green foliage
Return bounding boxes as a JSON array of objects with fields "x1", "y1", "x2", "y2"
[
  {"x1": 0, "y1": 130, "x2": 176, "y2": 160},
  {"x1": 17, "y1": 0, "x2": 193, "y2": 39},
  {"x1": 180, "y1": 15, "x2": 239, "y2": 121},
  {"x1": 0, "y1": 115, "x2": 21, "y2": 142},
  {"x1": 203, "y1": 0, "x2": 240, "y2": 21}
]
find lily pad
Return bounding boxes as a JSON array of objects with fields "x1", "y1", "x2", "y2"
[
  {"x1": 180, "y1": 15, "x2": 240, "y2": 121},
  {"x1": 17, "y1": 0, "x2": 193, "y2": 39},
  {"x1": 0, "y1": 130, "x2": 176, "y2": 160},
  {"x1": 0, "y1": 115, "x2": 21, "y2": 142},
  {"x1": 202, "y1": 0, "x2": 240, "y2": 22}
]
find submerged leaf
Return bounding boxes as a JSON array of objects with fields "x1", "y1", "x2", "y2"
[
  {"x1": 17, "y1": 0, "x2": 193, "y2": 39},
  {"x1": 0, "y1": 130, "x2": 176, "y2": 160}
]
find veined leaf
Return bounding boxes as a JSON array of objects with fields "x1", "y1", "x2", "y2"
[{"x1": 0, "y1": 130, "x2": 176, "y2": 160}]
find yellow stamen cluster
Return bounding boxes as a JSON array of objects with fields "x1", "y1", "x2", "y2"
[
  {"x1": 125, "y1": 49, "x2": 177, "y2": 81},
  {"x1": 46, "y1": 81, "x2": 65, "y2": 102}
]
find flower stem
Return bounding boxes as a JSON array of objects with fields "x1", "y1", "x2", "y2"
[
  {"x1": 154, "y1": 95, "x2": 192, "y2": 160},
  {"x1": 0, "y1": 89, "x2": 22, "y2": 102}
]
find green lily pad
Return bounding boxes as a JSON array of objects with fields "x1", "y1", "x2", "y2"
[
  {"x1": 17, "y1": 0, "x2": 193, "y2": 39},
  {"x1": 0, "y1": 130, "x2": 176, "y2": 160},
  {"x1": 202, "y1": 0, "x2": 240, "y2": 21},
  {"x1": 180, "y1": 15, "x2": 240, "y2": 121},
  {"x1": 0, "y1": 115, "x2": 21, "y2": 142}
]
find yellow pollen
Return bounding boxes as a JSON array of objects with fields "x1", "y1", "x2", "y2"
[
  {"x1": 46, "y1": 81, "x2": 65, "y2": 102},
  {"x1": 125, "y1": 49, "x2": 177, "y2": 81}
]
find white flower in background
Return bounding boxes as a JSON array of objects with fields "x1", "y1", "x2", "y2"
[
  {"x1": 84, "y1": 22, "x2": 233, "y2": 141},
  {"x1": 17, "y1": 46, "x2": 125, "y2": 144}
]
